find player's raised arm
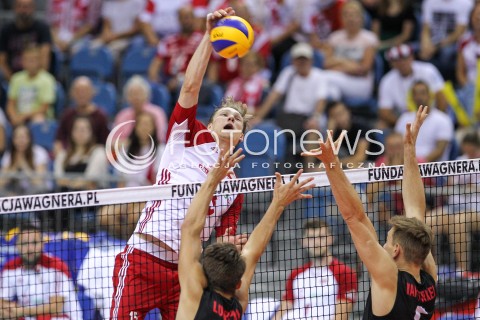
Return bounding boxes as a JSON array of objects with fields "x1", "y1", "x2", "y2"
[
  {"x1": 178, "y1": 7, "x2": 234, "y2": 109},
  {"x1": 402, "y1": 105, "x2": 428, "y2": 220},
  {"x1": 302, "y1": 132, "x2": 398, "y2": 290},
  {"x1": 177, "y1": 149, "x2": 244, "y2": 313},
  {"x1": 402, "y1": 105, "x2": 437, "y2": 279},
  {"x1": 235, "y1": 170, "x2": 315, "y2": 311}
]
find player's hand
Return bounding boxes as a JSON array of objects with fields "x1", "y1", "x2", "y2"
[
  {"x1": 206, "y1": 7, "x2": 235, "y2": 34},
  {"x1": 272, "y1": 170, "x2": 315, "y2": 208},
  {"x1": 208, "y1": 148, "x2": 244, "y2": 185},
  {"x1": 301, "y1": 130, "x2": 346, "y2": 164},
  {"x1": 405, "y1": 105, "x2": 428, "y2": 147},
  {"x1": 217, "y1": 227, "x2": 249, "y2": 251}
]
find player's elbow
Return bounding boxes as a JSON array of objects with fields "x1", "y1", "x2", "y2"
[{"x1": 181, "y1": 79, "x2": 201, "y2": 94}]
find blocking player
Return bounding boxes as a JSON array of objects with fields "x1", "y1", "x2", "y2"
[
  {"x1": 110, "y1": 7, "x2": 251, "y2": 320},
  {"x1": 302, "y1": 105, "x2": 437, "y2": 319},
  {"x1": 176, "y1": 148, "x2": 315, "y2": 319}
]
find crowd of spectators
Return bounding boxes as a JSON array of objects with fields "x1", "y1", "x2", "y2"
[{"x1": 0, "y1": 0, "x2": 479, "y2": 318}]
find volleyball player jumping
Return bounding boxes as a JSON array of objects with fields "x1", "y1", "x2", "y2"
[
  {"x1": 176, "y1": 149, "x2": 314, "y2": 319},
  {"x1": 302, "y1": 105, "x2": 437, "y2": 319},
  {"x1": 110, "y1": 7, "x2": 251, "y2": 320}
]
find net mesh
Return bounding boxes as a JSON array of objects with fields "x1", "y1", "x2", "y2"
[{"x1": 0, "y1": 159, "x2": 479, "y2": 319}]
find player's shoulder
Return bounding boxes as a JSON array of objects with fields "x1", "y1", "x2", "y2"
[
  {"x1": 329, "y1": 257, "x2": 356, "y2": 276},
  {"x1": 2, "y1": 256, "x2": 24, "y2": 271},
  {"x1": 38, "y1": 253, "x2": 72, "y2": 278}
]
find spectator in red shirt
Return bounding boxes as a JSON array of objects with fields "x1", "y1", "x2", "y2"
[
  {"x1": 224, "y1": 51, "x2": 269, "y2": 113},
  {"x1": 47, "y1": 0, "x2": 102, "y2": 53},
  {"x1": 139, "y1": 0, "x2": 191, "y2": 47},
  {"x1": 148, "y1": 5, "x2": 203, "y2": 92}
]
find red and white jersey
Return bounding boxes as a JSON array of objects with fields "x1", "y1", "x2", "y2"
[
  {"x1": 245, "y1": 0, "x2": 302, "y2": 40},
  {"x1": 459, "y1": 34, "x2": 480, "y2": 84},
  {"x1": 302, "y1": 0, "x2": 345, "y2": 41},
  {"x1": 225, "y1": 73, "x2": 269, "y2": 108},
  {"x1": 156, "y1": 31, "x2": 204, "y2": 77},
  {"x1": 283, "y1": 259, "x2": 357, "y2": 319},
  {"x1": 131, "y1": 102, "x2": 243, "y2": 262},
  {"x1": 0, "y1": 254, "x2": 82, "y2": 320},
  {"x1": 47, "y1": 0, "x2": 102, "y2": 41},
  {"x1": 139, "y1": 0, "x2": 191, "y2": 37}
]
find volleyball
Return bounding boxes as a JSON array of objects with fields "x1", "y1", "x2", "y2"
[{"x1": 210, "y1": 16, "x2": 254, "y2": 59}]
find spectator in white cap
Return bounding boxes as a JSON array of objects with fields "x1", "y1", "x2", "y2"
[
  {"x1": 253, "y1": 42, "x2": 329, "y2": 173},
  {"x1": 378, "y1": 44, "x2": 448, "y2": 128}
]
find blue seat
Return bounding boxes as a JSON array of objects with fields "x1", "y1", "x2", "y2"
[
  {"x1": 374, "y1": 53, "x2": 385, "y2": 86},
  {"x1": 150, "y1": 82, "x2": 172, "y2": 117},
  {"x1": 236, "y1": 121, "x2": 286, "y2": 177},
  {"x1": 77, "y1": 285, "x2": 98, "y2": 320},
  {"x1": 54, "y1": 82, "x2": 67, "y2": 118},
  {"x1": 0, "y1": 81, "x2": 7, "y2": 112},
  {"x1": 304, "y1": 187, "x2": 335, "y2": 219},
  {"x1": 196, "y1": 84, "x2": 225, "y2": 123},
  {"x1": 70, "y1": 46, "x2": 114, "y2": 81},
  {"x1": 120, "y1": 45, "x2": 156, "y2": 86},
  {"x1": 29, "y1": 120, "x2": 58, "y2": 152},
  {"x1": 280, "y1": 49, "x2": 324, "y2": 70},
  {"x1": 93, "y1": 81, "x2": 117, "y2": 118},
  {"x1": 145, "y1": 308, "x2": 161, "y2": 320},
  {"x1": 44, "y1": 238, "x2": 90, "y2": 283}
]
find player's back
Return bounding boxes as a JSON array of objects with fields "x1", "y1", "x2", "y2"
[
  {"x1": 363, "y1": 270, "x2": 436, "y2": 320},
  {"x1": 193, "y1": 288, "x2": 243, "y2": 320}
]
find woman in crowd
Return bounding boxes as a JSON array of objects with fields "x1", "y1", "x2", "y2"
[
  {"x1": 54, "y1": 116, "x2": 108, "y2": 231},
  {"x1": 99, "y1": 111, "x2": 164, "y2": 240},
  {"x1": 371, "y1": 0, "x2": 416, "y2": 51},
  {"x1": 322, "y1": 0, "x2": 379, "y2": 100},
  {"x1": 0, "y1": 124, "x2": 50, "y2": 196}
]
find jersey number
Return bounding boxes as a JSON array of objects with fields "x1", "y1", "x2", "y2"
[
  {"x1": 129, "y1": 311, "x2": 138, "y2": 320},
  {"x1": 414, "y1": 306, "x2": 428, "y2": 320}
]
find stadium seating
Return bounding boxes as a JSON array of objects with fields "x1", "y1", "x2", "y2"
[
  {"x1": 237, "y1": 121, "x2": 286, "y2": 178},
  {"x1": 54, "y1": 81, "x2": 67, "y2": 118},
  {"x1": 196, "y1": 83, "x2": 224, "y2": 124},
  {"x1": 150, "y1": 82, "x2": 172, "y2": 117},
  {"x1": 70, "y1": 46, "x2": 114, "y2": 82},
  {"x1": 92, "y1": 81, "x2": 117, "y2": 118},
  {"x1": 29, "y1": 120, "x2": 59, "y2": 152},
  {"x1": 120, "y1": 45, "x2": 157, "y2": 87}
]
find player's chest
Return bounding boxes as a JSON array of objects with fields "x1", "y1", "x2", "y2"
[{"x1": 294, "y1": 268, "x2": 338, "y2": 300}]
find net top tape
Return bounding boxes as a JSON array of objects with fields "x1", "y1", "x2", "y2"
[{"x1": 1, "y1": 158, "x2": 479, "y2": 214}]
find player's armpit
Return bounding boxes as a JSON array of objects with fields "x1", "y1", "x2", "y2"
[
  {"x1": 422, "y1": 252, "x2": 437, "y2": 283},
  {"x1": 347, "y1": 219, "x2": 397, "y2": 289}
]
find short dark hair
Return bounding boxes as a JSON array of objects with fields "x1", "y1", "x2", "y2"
[
  {"x1": 325, "y1": 100, "x2": 347, "y2": 116},
  {"x1": 462, "y1": 130, "x2": 480, "y2": 147},
  {"x1": 18, "y1": 220, "x2": 41, "y2": 234},
  {"x1": 389, "y1": 216, "x2": 433, "y2": 265},
  {"x1": 202, "y1": 242, "x2": 246, "y2": 295},
  {"x1": 303, "y1": 218, "x2": 331, "y2": 234},
  {"x1": 411, "y1": 80, "x2": 430, "y2": 93}
]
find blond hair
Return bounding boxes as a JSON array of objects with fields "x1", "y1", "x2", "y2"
[{"x1": 208, "y1": 96, "x2": 253, "y2": 133}]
